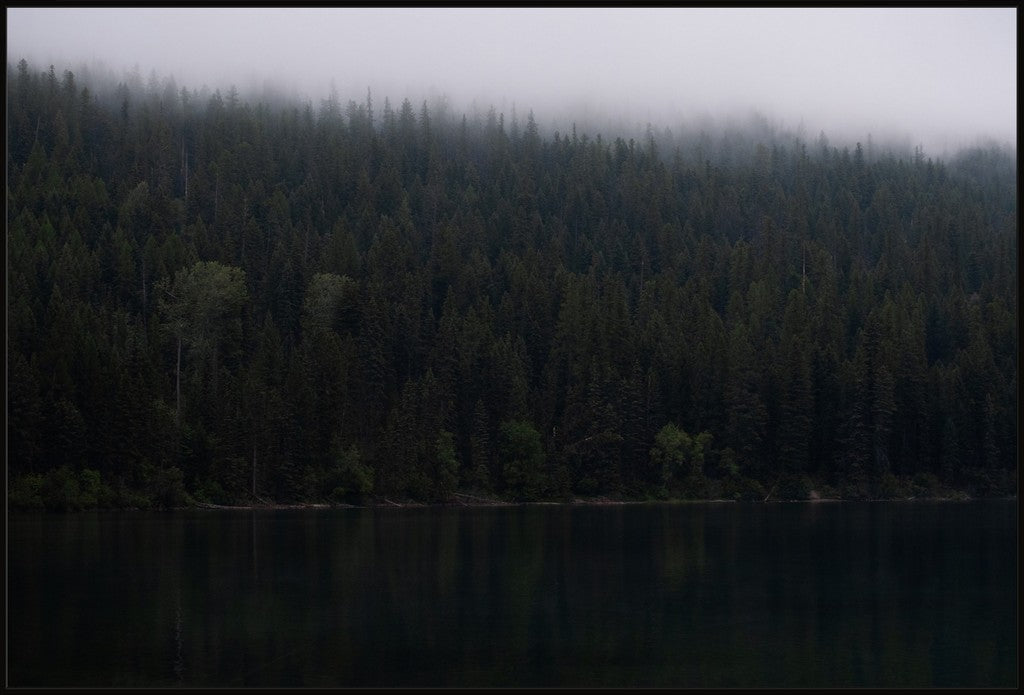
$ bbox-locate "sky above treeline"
[6,7,1017,155]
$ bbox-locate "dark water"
[8,501,1017,687]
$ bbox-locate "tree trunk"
[176,335,182,426]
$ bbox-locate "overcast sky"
[6,7,1017,154]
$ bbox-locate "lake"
[7,500,1017,687]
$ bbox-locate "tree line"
[7,60,1017,509]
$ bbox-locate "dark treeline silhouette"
[7,60,1017,509]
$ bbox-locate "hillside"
[7,61,1017,508]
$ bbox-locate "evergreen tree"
[6,58,1016,506]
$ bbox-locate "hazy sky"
[6,7,1017,154]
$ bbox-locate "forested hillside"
[7,61,1017,509]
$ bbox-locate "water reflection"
[8,501,1017,687]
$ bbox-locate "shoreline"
[9,496,1010,513]
[186,493,1008,511]
[12,491,1011,514]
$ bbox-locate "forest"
[6,60,1017,509]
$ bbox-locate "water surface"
[8,501,1017,687]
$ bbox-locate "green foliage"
[840,478,872,501]
[5,59,1015,507]
[720,475,767,501]
[157,261,248,340]
[650,424,714,491]
[464,399,494,493]
[11,466,117,511]
[9,474,46,509]
[678,473,713,500]
[715,447,741,479]
[192,478,229,505]
[144,465,190,508]
[877,472,910,500]
[774,474,813,501]
[302,273,356,336]
[498,420,546,501]
[650,423,687,485]
[433,430,460,501]
[156,260,249,427]
[79,468,116,508]
[328,441,374,503]
[41,466,86,511]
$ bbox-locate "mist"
[6,7,1017,157]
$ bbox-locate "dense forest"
[7,60,1017,509]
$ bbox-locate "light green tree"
[650,423,713,486]
[157,261,248,425]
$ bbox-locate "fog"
[6,7,1016,156]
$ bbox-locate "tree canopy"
[7,59,1017,508]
